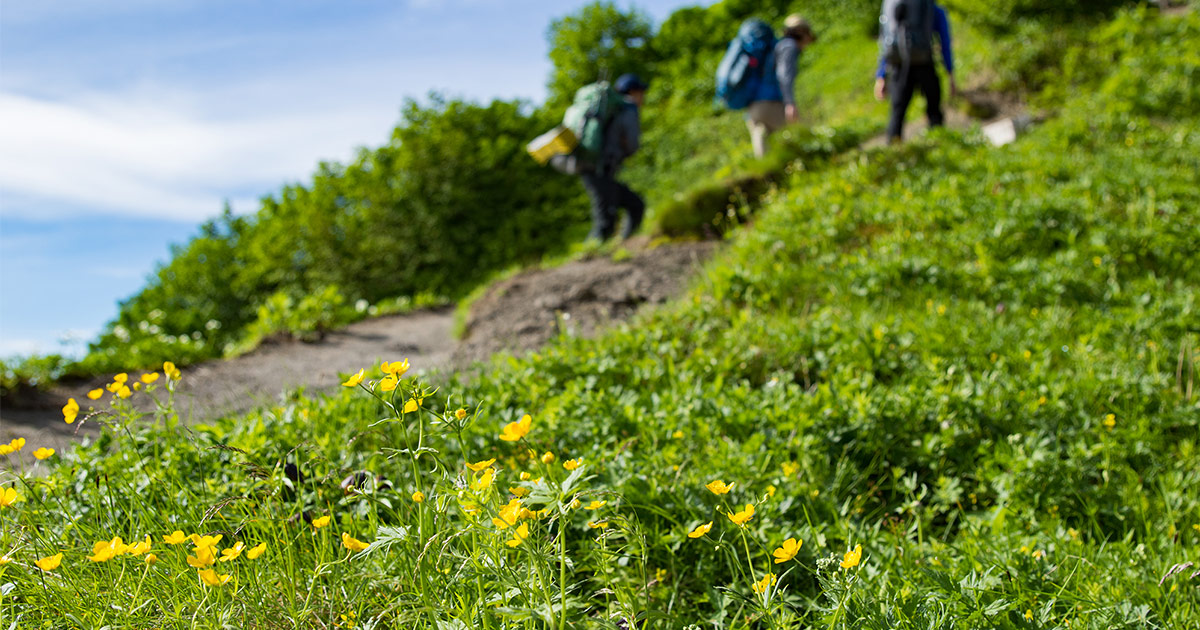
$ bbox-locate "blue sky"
[0,0,704,358]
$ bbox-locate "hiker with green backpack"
[874,0,956,142]
[548,73,648,242]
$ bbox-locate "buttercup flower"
[403,397,422,413]
[198,568,231,586]
[752,573,777,594]
[773,538,802,564]
[145,553,158,565]
[688,522,712,538]
[63,398,79,424]
[506,522,530,547]
[412,491,425,503]
[500,414,533,442]
[1103,413,1116,429]
[727,504,755,526]
[141,372,160,384]
[493,498,522,529]
[163,361,181,380]
[127,536,152,556]
[219,542,245,562]
[116,385,132,399]
[113,373,128,384]
[471,468,495,492]
[584,500,607,510]
[341,533,369,552]
[163,530,188,545]
[312,515,332,529]
[563,459,581,471]
[246,542,267,560]
[33,447,55,460]
[466,458,496,472]
[87,388,104,400]
[381,359,410,378]
[588,521,609,529]
[341,369,365,387]
[509,486,530,498]
[89,539,119,563]
[0,556,11,565]
[840,544,862,569]
[192,534,223,550]
[379,375,400,392]
[35,553,63,572]
[782,461,799,476]
[540,451,555,464]
[187,546,216,568]
[706,480,735,495]
[455,408,468,420]
[0,488,20,509]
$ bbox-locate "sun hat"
[614,73,649,94]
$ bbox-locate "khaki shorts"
[745,100,787,158]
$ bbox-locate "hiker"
[722,15,816,158]
[578,73,647,242]
[874,0,956,142]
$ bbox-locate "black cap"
[614,73,648,94]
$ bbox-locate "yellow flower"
[466,458,496,472]
[341,369,365,387]
[0,556,10,565]
[403,397,423,413]
[588,521,609,529]
[145,553,158,565]
[500,414,533,442]
[341,533,369,552]
[87,388,104,400]
[379,374,399,392]
[687,522,712,539]
[412,491,425,503]
[192,534,223,550]
[106,382,121,393]
[1032,549,1045,560]
[519,471,532,481]
[113,373,128,384]
[127,536,152,556]
[569,498,581,509]
[35,553,63,572]
[1024,609,1033,621]
[1103,413,1116,429]
[493,498,522,529]
[163,361,181,380]
[584,500,607,510]
[563,458,581,471]
[462,503,481,517]
[246,542,267,560]
[312,515,332,529]
[381,358,410,378]
[540,451,555,464]
[89,539,118,563]
[141,372,160,384]
[116,385,132,399]
[506,522,530,547]
[63,398,79,424]
[455,408,468,420]
[0,487,21,509]
[471,468,495,492]
[198,568,231,586]
[510,486,530,498]
[727,504,755,526]
[672,430,684,439]
[765,485,776,498]
[34,447,55,460]
[772,538,802,564]
[219,542,244,562]
[163,530,188,545]
[752,573,776,594]
[840,544,862,569]
[186,546,216,568]
[706,479,735,495]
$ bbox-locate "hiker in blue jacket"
[581,73,647,241]
[874,0,956,142]
[745,15,817,158]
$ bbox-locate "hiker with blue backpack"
[716,15,817,158]
[874,0,956,142]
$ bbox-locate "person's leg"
[745,104,770,158]
[580,173,617,241]
[887,65,917,141]
[916,64,944,128]
[615,180,645,239]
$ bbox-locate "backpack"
[715,18,777,110]
[561,81,626,166]
[880,0,935,68]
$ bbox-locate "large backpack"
[562,81,626,166]
[880,0,935,68]
[715,18,777,110]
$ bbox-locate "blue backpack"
[715,18,776,110]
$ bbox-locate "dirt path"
[0,241,717,458]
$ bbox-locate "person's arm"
[776,40,800,122]
[619,106,640,158]
[934,6,957,97]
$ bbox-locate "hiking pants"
[746,100,787,158]
[887,63,944,141]
[580,172,645,241]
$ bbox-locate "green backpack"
[562,81,626,166]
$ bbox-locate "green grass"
[2,6,1198,629]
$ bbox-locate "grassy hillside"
[1,3,1198,629]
